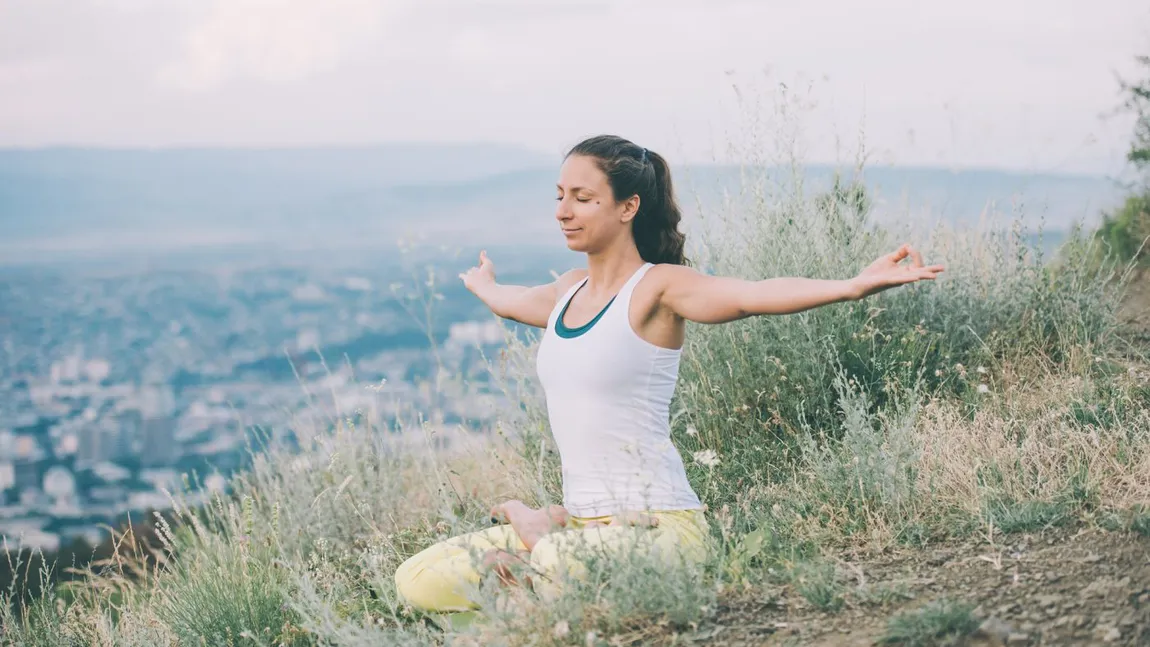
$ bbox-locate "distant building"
[112,409,141,458]
[76,428,100,466]
[0,462,13,492]
[13,459,41,491]
[43,466,76,502]
[140,417,178,467]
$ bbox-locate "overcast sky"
[1,0,1148,175]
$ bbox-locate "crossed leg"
[394,505,706,613]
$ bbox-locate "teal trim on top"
[555,282,615,338]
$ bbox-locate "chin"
[563,236,587,252]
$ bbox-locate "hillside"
[1,156,1146,647]
[0,146,1126,264]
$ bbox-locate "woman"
[393,134,944,615]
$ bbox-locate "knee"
[393,547,484,613]
[530,535,590,591]
[393,554,431,610]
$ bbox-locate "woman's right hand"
[459,250,496,295]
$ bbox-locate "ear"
[620,194,641,224]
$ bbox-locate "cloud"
[158,0,395,92]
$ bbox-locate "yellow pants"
[393,509,710,613]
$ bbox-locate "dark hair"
[566,135,688,266]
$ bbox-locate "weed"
[881,598,979,646]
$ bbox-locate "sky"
[1,0,1148,175]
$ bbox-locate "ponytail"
[566,135,688,266]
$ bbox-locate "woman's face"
[555,154,638,254]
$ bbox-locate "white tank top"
[535,262,704,517]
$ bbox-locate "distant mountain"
[0,143,552,239]
[0,145,1127,264]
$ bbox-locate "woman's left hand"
[849,244,945,300]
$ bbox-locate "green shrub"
[671,167,1124,509]
[1094,192,1150,267]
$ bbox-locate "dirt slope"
[688,526,1149,646]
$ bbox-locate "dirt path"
[686,526,1149,646]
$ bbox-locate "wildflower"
[1095,357,1102,363]
[693,449,721,468]
[977,384,989,394]
[934,369,943,377]
[553,620,570,639]
[686,426,699,437]
[976,366,987,374]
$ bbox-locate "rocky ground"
[684,525,1149,646]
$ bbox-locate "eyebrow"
[557,185,595,193]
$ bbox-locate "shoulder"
[635,263,704,316]
[552,268,589,295]
[643,263,702,293]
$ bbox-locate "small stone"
[927,551,951,566]
[1035,594,1061,607]
[1102,627,1122,642]
[1020,622,1036,634]
[1007,633,1030,645]
[977,617,1016,644]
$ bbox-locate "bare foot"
[490,500,569,550]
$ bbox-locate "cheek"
[575,200,605,222]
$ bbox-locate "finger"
[909,247,924,268]
[888,243,910,263]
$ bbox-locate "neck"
[584,239,645,296]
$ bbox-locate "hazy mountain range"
[0,144,1127,265]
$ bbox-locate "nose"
[555,197,573,222]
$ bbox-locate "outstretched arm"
[459,251,586,328]
[658,244,945,324]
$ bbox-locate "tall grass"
[668,162,1128,507]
